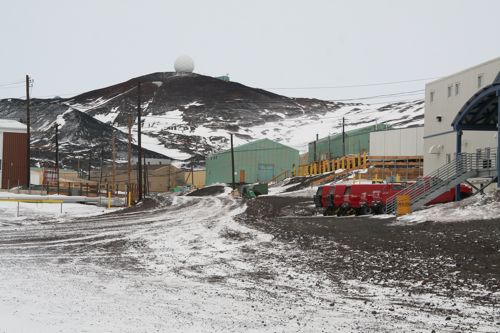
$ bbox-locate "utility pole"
[112,132,116,194]
[230,133,235,190]
[137,82,143,201]
[191,162,194,187]
[99,147,104,184]
[127,115,132,191]
[88,151,91,181]
[143,154,147,197]
[26,75,31,188]
[328,134,331,160]
[168,165,171,191]
[314,133,318,161]
[342,117,346,156]
[77,158,80,178]
[55,123,59,195]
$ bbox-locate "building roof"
[427,55,500,86]
[313,123,391,145]
[210,138,299,157]
[0,119,27,132]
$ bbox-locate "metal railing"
[385,150,497,214]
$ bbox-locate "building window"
[446,154,451,164]
[478,74,483,88]
[455,83,460,96]
[430,91,435,102]
[447,85,452,97]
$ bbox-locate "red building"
[0,119,27,189]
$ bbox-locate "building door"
[2,132,27,189]
[239,170,246,183]
[257,164,274,182]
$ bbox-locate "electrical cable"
[0,80,24,88]
[264,77,439,90]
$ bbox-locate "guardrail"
[0,198,64,217]
[385,150,497,214]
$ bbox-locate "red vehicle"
[315,182,472,216]
[313,185,334,209]
[337,183,406,216]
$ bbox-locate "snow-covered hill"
[0,72,424,168]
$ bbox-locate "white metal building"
[424,57,500,174]
[369,126,423,156]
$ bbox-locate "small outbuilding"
[206,138,299,185]
[0,119,28,189]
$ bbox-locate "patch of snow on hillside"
[183,101,203,109]
[238,100,424,152]
[139,130,191,160]
[67,96,112,112]
[93,106,120,124]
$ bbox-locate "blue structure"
[452,72,500,198]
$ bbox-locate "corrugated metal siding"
[369,127,424,156]
[206,139,299,185]
[307,124,391,162]
[2,132,27,189]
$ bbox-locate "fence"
[293,154,423,181]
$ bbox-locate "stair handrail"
[385,150,496,214]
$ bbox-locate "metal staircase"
[386,150,497,214]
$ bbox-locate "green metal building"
[308,123,391,163]
[206,138,300,185]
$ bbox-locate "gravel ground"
[238,195,500,304]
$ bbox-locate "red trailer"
[314,182,472,216]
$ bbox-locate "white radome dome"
[174,55,195,73]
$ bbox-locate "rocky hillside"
[0,72,424,169]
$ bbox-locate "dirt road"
[0,194,498,332]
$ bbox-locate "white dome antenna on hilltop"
[174,55,195,73]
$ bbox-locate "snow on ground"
[266,179,301,195]
[0,194,497,332]
[397,192,500,224]
[0,193,117,226]
[268,185,318,198]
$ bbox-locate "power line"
[332,89,424,102]
[0,80,24,88]
[265,77,439,90]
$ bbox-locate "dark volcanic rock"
[0,72,423,168]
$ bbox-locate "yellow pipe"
[0,199,64,204]
[108,191,111,209]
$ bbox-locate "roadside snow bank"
[397,193,500,224]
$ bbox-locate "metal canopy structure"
[452,83,500,131]
[451,73,500,193]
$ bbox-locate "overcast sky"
[1,0,500,102]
